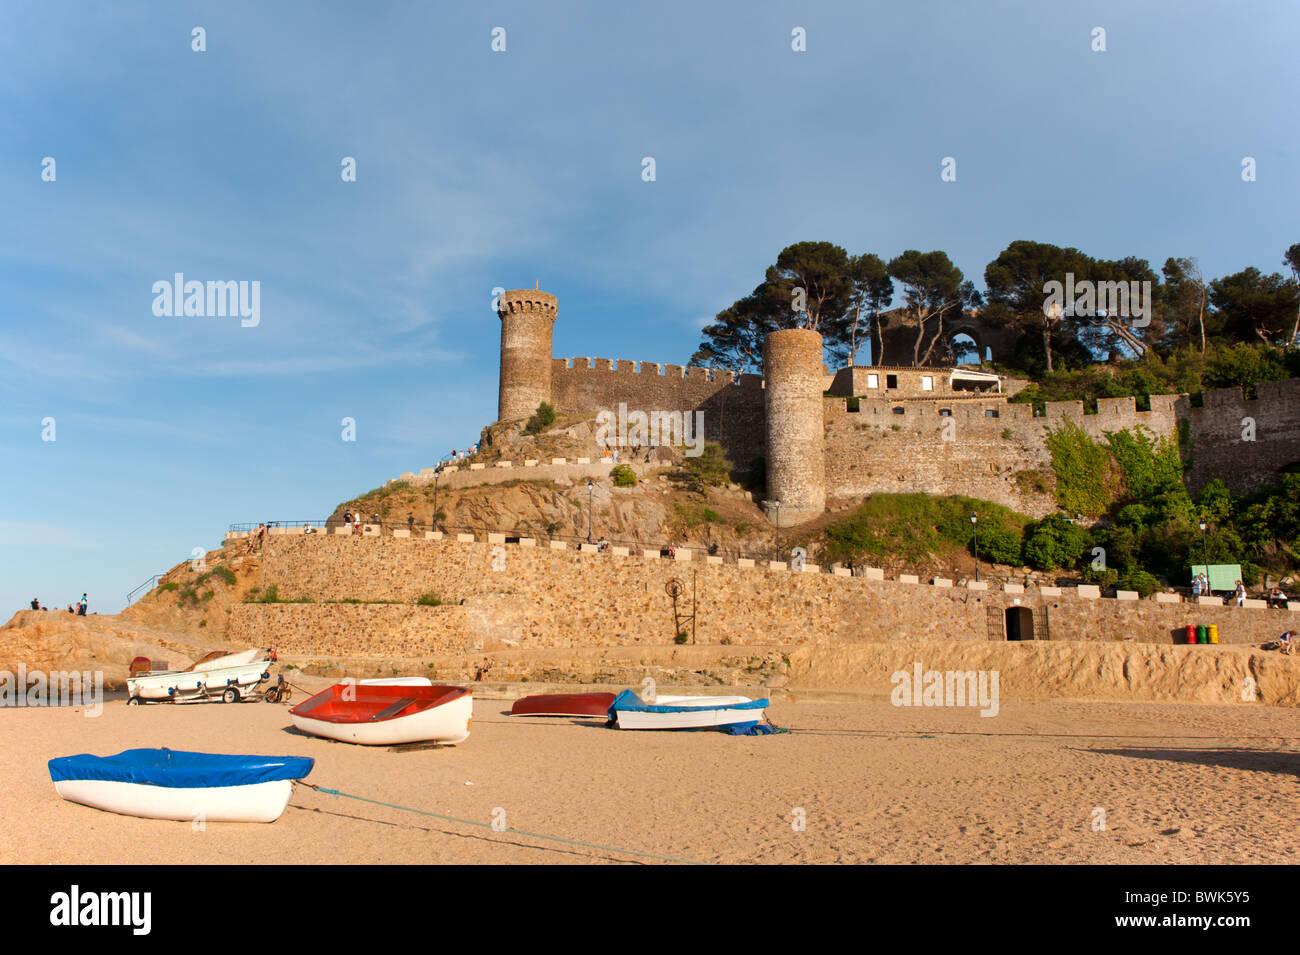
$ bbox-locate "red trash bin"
[1184,624,1196,644]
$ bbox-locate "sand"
[3,692,1297,865]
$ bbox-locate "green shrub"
[1045,423,1117,518]
[610,464,637,487]
[682,442,733,488]
[1023,515,1091,571]
[211,566,237,587]
[974,526,1023,566]
[415,592,442,607]
[524,402,556,435]
[820,494,1031,566]
[1116,570,1160,597]
[674,632,689,645]
[159,582,178,593]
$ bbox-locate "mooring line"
[782,727,1300,748]
[297,782,710,865]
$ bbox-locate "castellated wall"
[824,394,1180,517]
[550,356,767,468]
[228,536,1293,659]
[1180,379,1300,495]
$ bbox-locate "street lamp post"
[587,480,595,543]
[1199,520,1210,595]
[971,513,979,583]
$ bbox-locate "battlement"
[552,357,765,391]
[1189,377,1300,410]
[497,289,558,319]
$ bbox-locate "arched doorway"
[950,332,980,365]
[1005,606,1035,641]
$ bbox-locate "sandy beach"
[5,693,1297,865]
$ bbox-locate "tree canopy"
[694,239,1300,376]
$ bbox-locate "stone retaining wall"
[229,536,1298,657]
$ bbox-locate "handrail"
[126,575,162,604]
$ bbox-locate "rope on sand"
[781,727,1300,748]
[297,782,711,865]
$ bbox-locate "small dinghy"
[48,748,313,823]
[608,689,770,732]
[289,684,472,745]
[510,691,617,718]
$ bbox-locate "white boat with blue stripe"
[607,690,770,731]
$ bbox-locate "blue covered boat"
[49,748,314,823]
[607,690,771,732]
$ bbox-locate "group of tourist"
[340,512,378,531]
[30,594,88,615]
[447,444,478,462]
[245,523,267,553]
[1189,573,1288,609]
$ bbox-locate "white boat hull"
[358,677,433,686]
[128,662,271,701]
[54,778,294,823]
[290,693,472,745]
[611,694,767,730]
[614,705,767,730]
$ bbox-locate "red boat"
[290,684,473,745]
[509,692,617,718]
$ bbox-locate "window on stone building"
[921,376,933,391]
[886,374,898,389]
[985,408,999,418]
[867,374,879,389]
[938,408,952,416]
[892,406,905,415]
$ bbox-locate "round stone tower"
[763,328,826,527]
[496,289,558,422]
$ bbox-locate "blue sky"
[2,1,1296,614]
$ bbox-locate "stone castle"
[494,289,1300,523]
[493,288,1300,523]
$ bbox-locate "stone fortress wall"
[487,289,1300,523]
[228,534,1299,660]
[1178,378,1300,495]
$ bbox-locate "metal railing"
[228,520,332,533]
[126,575,162,604]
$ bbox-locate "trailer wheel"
[126,696,141,706]
[221,687,240,704]
[264,686,281,703]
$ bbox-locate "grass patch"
[818,493,1032,567]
